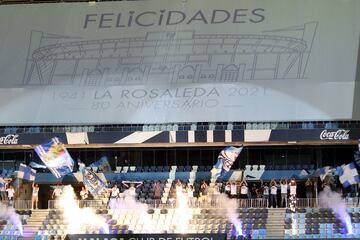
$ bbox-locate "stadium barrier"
[47,197,360,209]
[48,200,104,209]
[64,234,227,240]
[1,200,32,210]
[14,200,32,210]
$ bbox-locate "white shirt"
[290,185,297,195]
[80,190,88,200]
[6,188,15,198]
[175,185,183,195]
[270,186,277,195]
[280,184,288,194]
[111,187,119,197]
[128,187,136,197]
[213,185,220,195]
[187,188,194,198]
[53,188,62,197]
[240,185,248,195]
[33,187,39,196]
[263,186,269,195]
[230,185,237,195]
[225,185,230,192]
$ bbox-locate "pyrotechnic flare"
[318,186,353,234]
[58,185,109,234]
[175,188,191,233]
[218,194,243,237]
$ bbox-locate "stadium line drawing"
[23,22,317,86]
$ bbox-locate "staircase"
[22,209,49,239]
[266,208,285,239]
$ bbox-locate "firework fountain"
[58,186,109,234]
[318,186,353,234]
[217,194,243,237]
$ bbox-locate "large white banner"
[0,0,359,124]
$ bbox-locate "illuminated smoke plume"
[218,194,243,237]
[318,186,353,234]
[58,185,109,234]
[0,204,23,235]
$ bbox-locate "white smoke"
[218,194,243,236]
[318,186,353,234]
[0,203,23,235]
[108,190,148,212]
[175,189,192,233]
[59,185,109,234]
[108,190,152,232]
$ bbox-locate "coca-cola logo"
[320,129,350,140]
[0,134,19,144]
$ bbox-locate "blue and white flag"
[80,163,107,197]
[212,145,243,178]
[319,166,333,181]
[0,177,5,189]
[34,137,74,178]
[89,156,111,173]
[29,161,47,169]
[355,140,360,167]
[17,163,36,181]
[337,163,360,188]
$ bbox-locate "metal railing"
[47,197,360,210]
[13,200,32,210]
[0,200,32,210]
[48,200,105,209]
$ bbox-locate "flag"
[299,169,310,177]
[89,156,111,173]
[355,140,360,167]
[81,167,107,197]
[294,169,312,179]
[0,177,5,189]
[34,137,74,178]
[29,161,47,169]
[17,163,36,181]
[354,151,360,168]
[212,145,243,178]
[337,163,360,188]
[319,166,333,181]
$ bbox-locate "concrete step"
[26,223,43,226]
[266,229,284,232]
[23,231,38,234]
[28,218,46,222]
[266,225,286,228]
[27,219,45,222]
[24,227,41,230]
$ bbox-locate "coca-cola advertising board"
[319,129,350,140]
[0,134,19,145]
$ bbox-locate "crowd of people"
[42,177,318,208]
[162,178,317,208]
[0,178,16,207]
[10,175,360,209]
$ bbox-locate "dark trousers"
[270,194,277,208]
